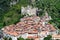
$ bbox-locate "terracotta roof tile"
[2,16,56,37]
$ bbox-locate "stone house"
[21,5,38,16]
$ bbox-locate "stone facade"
[21,6,38,16]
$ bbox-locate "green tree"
[9,37,12,40]
[25,38,34,40]
[4,37,8,40]
[17,37,25,40]
[44,35,52,40]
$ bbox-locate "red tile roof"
[2,16,56,37]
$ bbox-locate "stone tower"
[21,5,38,16]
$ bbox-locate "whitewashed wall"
[3,32,17,40]
[21,33,28,39]
[21,6,37,16]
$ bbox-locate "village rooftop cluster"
[0,6,60,40]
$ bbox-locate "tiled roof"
[27,35,40,40]
[52,34,60,38]
[2,16,56,37]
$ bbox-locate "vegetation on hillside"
[0,0,60,30]
[4,37,34,40]
[0,0,29,29]
[34,0,60,29]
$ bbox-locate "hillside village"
[0,6,60,40]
